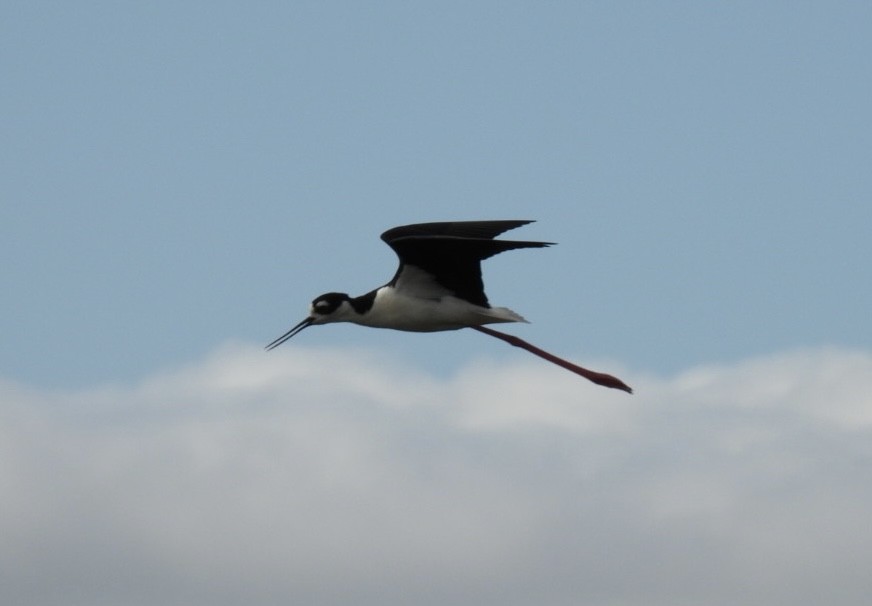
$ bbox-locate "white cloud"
[1,345,871,606]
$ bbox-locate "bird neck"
[348,289,378,315]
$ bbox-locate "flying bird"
[267,220,632,393]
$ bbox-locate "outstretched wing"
[381,220,535,243]
[380,221,553,307]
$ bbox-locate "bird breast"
[352,287,501,332]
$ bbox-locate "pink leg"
[471,326,633,394]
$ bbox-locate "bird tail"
[480,306,530,324]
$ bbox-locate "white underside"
[350,286,528,332]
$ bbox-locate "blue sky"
[2,3,872,605]
[3,1,870,388]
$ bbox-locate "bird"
[266,220,632,393]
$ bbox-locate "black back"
[381,220,553,307]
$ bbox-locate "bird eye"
[310,292,345,315]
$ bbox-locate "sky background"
[2,2,872,605]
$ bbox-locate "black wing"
[381,220,535,243]
[381,221,553,307]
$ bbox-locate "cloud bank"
[2,345,871,606]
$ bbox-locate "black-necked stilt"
[267,220,632,393]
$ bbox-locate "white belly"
[354,287,526,332]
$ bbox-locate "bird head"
[265,292,353,350]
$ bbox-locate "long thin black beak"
[265,317,314,351]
